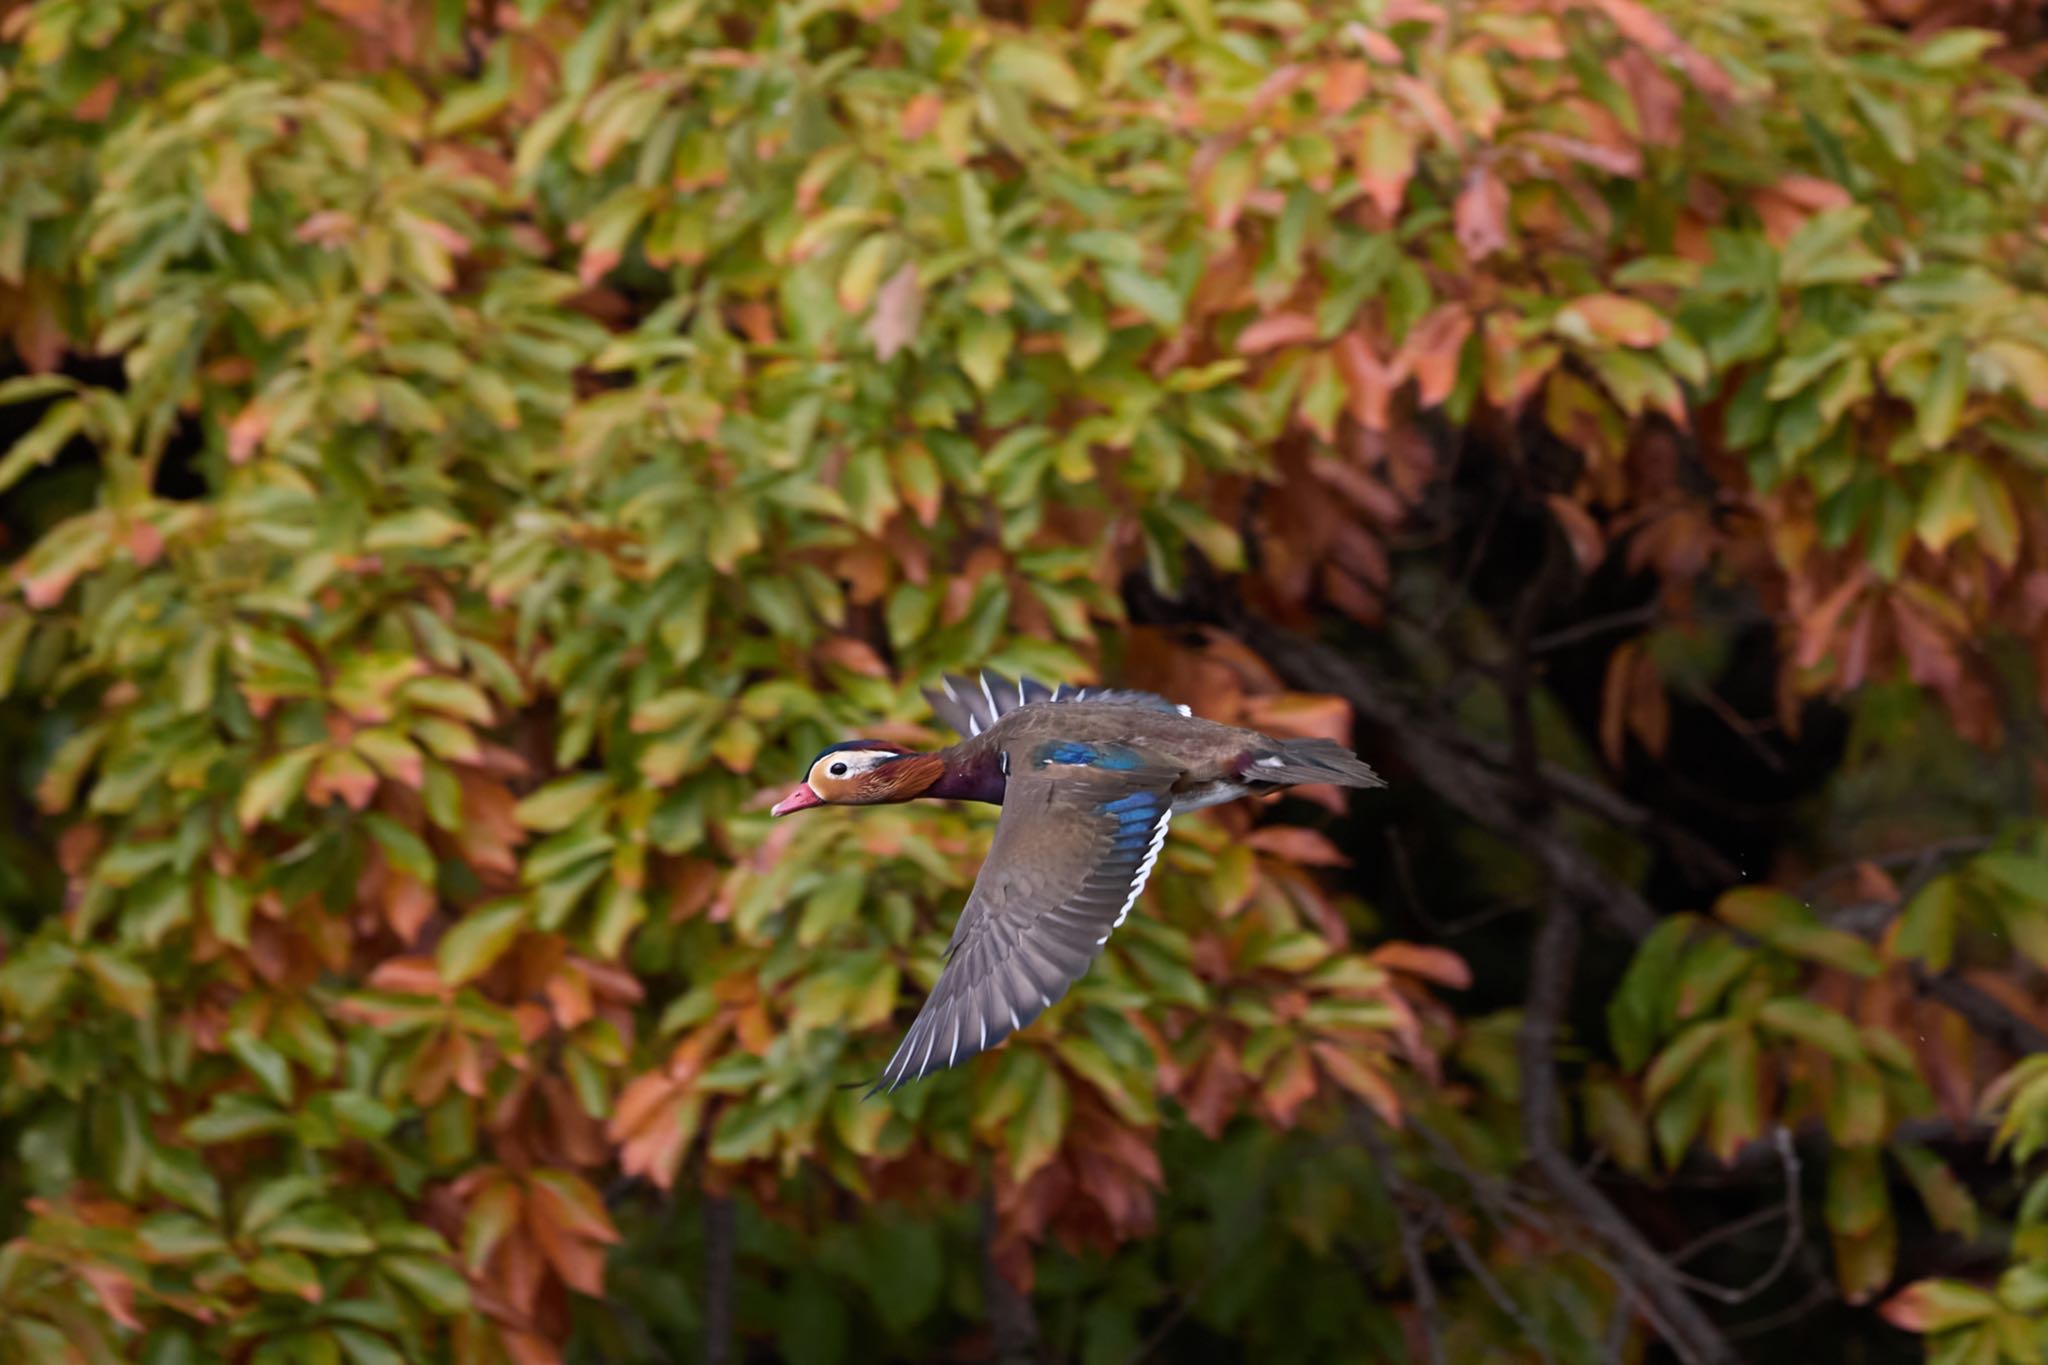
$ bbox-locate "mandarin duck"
[771,671,1385,1093]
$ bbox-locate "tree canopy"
[4,0,2048,1362]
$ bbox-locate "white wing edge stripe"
[1018,677,1027,707]
[949,1015,962,1067]
[940,675,961,702]
[918,1020,939,1078]
[1110,809,1173,932]
[979,672,998,718]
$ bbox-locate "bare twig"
[1914,968,2048,1057]
[1355,1115,1449,1365]
[1667,1126,1803,1306]
[1531,603,1663,655]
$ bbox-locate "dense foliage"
[4,0,2048,1361]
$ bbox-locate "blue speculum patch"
[1034,740,1146,770]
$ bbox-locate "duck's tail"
[1247,739,1386,790]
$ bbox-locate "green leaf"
[139,1212,229,1261]
[381,1253,471,1314]
[262,1204,377,1257]
[987,42,1084,109]
[1009,1063,1069,1184]
[229,1032,297,1105]
[436,900,529,986]
[1895,874,1960,971]
[238,748,322,830]
[1757,998,1866,1064]
[958,314,1014,394]
[1102,266,1183,327]
[248,1251,324,1301]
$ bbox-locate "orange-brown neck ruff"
[866,751,947,803]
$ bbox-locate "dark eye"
[829,762,849,777]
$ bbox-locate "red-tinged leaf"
[1333,332,1407,430]
[502,1329,561,1365]
[1401,306,1473,408]
[1310,1041,1401,1122]
[1241,691,1353,746]
[367,955,445,996]
[78,1263,142,1330]
[1355,112,1415,219]
[309,747,378,810]
[1601,643,1640,768]
[1243,826,1349,867]
[1880,1280,1999,1334]
[1593,0,1679,52]
[1261,1044,1319,1126]
[1238,313,1320,356]
[527,1171,620,1246]
[1455,167,1510,261]
[1889,596,1961,693]
[1556,294,1669,348]
[1318,60,1370,114]
[529,1205,607,1297]
[866,263,922,361]
[1369,942,1471,989]
[1546,495,1605,571]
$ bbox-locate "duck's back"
[986,699,1263,782]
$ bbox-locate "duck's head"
[771,740,922,816]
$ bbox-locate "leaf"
[0,400,84,496]
[436,901,528,986]
[238,747,320,830]
[515,775,612,832]
[248,1251,324,1301]
[1102,267,1183,327]
[1714,887,1881,977]
[865,264,923,361]
[987,43,1084,110]
[381,1254,470,1314]
[364,507,468,552]
[1779,208,1882,287]
[1555,295,1669,349]
[1455,167,1510,262]
[1010,1066,1069,1184]
[1881,1280,1999,1334]
[1757,998,1866,1064]
[1355,113,1414,218]
[1892,875,1957,970]
[262,1204,377,1257]
[1645,1021,1727,1105]
[958,315,1014,393]
[1914,337,1968,448]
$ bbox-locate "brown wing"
[870,757,1181,1093]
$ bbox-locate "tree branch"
[1141,575,1660,940]
[1914,968,2048,1057]
[1354,1114,1448,1365]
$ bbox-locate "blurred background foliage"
[4,0,2048,1361]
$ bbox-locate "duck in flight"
[771,672,1385,1093]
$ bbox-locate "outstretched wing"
[921,669,1190,740]
[870,747,1182,1092]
